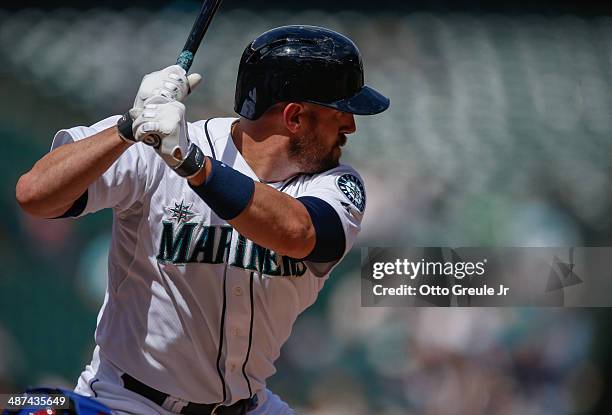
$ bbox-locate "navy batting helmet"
[234,25,390,120]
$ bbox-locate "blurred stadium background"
[1,1,612,414]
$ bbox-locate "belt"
[121,373,258,415]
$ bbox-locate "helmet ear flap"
[234,25,389,120]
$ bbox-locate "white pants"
[75,347,295,415]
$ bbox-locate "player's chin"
[320,153,341,172]
[312,154,340,174]
[333,146,342,162]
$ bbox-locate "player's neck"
[232,119,301,182]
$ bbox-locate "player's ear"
[282,102,306,134]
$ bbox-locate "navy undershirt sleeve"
[297,196,346,263]
[54,190,88,218]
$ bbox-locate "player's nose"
[340,113,356,134]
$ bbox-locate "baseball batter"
[16,26,389,415]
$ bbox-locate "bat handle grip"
[177,50,194,72]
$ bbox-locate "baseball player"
[16,25,389,415]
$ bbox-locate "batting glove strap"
[174,143,206,178]
[117,111,136,142]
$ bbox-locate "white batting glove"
[133,65,203,112]
[132,96,205,178]
[117,65,202,143]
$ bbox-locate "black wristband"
[174,143,206,177]
[117,111,135,142]
[189,158,255,220]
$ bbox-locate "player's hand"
[133,95,189,164]
[117,66,202,144]
[133,65,203,112]
[132,96,204,178]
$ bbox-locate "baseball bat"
[176,0,224,73]
[118,0,223,145]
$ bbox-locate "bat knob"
[143,134,162,149]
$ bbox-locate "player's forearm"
[229,183,315,258]
[188,161,315,258]
[16,126,131,218]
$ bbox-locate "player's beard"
[288,111,343,174]
[288,131,341,174]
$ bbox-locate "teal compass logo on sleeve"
[336,174,365,213]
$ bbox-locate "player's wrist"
[116,111,137,143]
[186,156,210,185]
[188,157,255,220]
[173,143,206,178]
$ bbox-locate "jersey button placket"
[223,235,254,399]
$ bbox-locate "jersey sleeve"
[296,165,366,276]
[51,115,159,217]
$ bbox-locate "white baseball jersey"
[52,116,366,405]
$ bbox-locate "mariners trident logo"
[336,174,365,213]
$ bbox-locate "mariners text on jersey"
[157,221,307,277]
